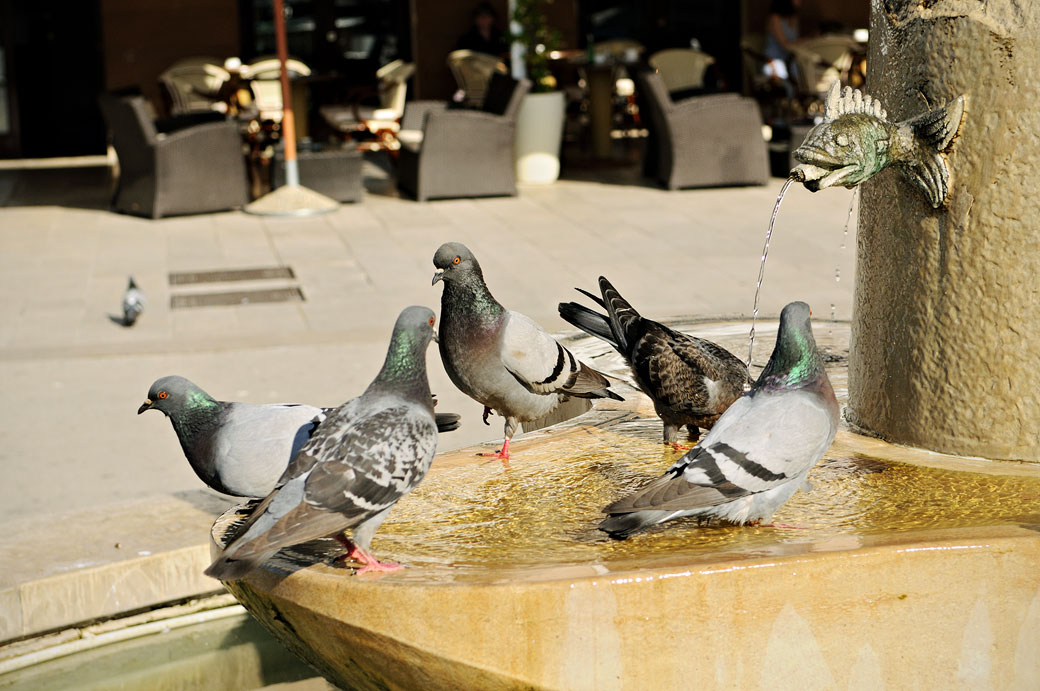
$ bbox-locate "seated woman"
[764,0,801,101]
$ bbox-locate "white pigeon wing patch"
[699,391,837,489]
[499,311,574,393]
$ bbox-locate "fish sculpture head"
[791,83,892,192]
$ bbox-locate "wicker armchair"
[637,71,769,190]
[98,93,249,218]
[396,73,530,202]
[446,50,508,108]
[158,57,229,116]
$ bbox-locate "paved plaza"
[0,160,858,526]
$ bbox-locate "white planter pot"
[514,90,565,184]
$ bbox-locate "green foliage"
[511,0,562,92]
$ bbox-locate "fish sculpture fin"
[899,153,949,209]
[897,95,964,208]
[904,94,965,153]
[823,82,887,121]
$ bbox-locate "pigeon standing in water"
[599,302,839,538]
[559,276,750,446]
[122,276,145,326]
[138,376,326,498]
[206,306,441,580]
[432,242,623,465]
[139,377,460,498]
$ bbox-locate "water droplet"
[840,189,857,250]
[835,268,841,283]
[830,303,836,321]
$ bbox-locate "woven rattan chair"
[98,92,249,218]
[637,71,769,190]
[396,73,530,201]
[158,57,229,116]
[648,48,717,93]
[446,49,508,108]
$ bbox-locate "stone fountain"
[209,3,1040,688]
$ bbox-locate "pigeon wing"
[604,392,835,514]
[500,311,615,397]
[221,403,437,560]
[641,329,745,413]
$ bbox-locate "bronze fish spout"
[791,82,965,208]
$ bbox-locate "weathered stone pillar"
[847,1,1040,460]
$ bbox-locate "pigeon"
[599,301,839,539]
[559,276,750,446]
[432,242,623,464]
[138,376,326,498]
[122,276,145,326]
[205,306,441,580]
[139,377,460,499]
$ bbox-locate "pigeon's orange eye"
[428,316,435,326]
[158,391,168,399]
[452,256,460,265]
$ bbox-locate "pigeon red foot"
[335,534,401,574]
[478,438,511,467]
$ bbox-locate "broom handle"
[273,0,296,168]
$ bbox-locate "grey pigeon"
[205,306,441,580]
[122,276,145,326]
[599,301,839,538]
[139,377,460,499]
[559,276,750,446]
[138,376,325,498]
[432,242,623,464]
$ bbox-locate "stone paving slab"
[0,167,858,528]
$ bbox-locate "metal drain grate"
[168,266,295,286]
[170,287,304,309]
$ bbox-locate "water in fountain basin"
[373,421,1040,582]
[746,177,795,376]
[211,323,1040,586]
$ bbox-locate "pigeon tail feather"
[435,412,462,432]
[599,510,676,539]
[205,550,276,581]
[557,301,618,348]
[564,361,624,400]
[598,276,642,353]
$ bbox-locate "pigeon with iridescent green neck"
[433,242,623,465]
[139,376,324,498]
[599,301,839,539]
[139,375,460,499]
[206,306,441,580]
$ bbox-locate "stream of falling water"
[831,188,858,322]
[746,177,794,378]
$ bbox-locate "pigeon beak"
[431,332,439,343]
[432,269,444,285]
[137,399,153,415]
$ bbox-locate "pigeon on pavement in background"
[139,376,460,499]
[205,306,441,580]
[432,242,623,465]
[138,376,325,498]
[559,276,750,446]
[599,301,839,538]
[122,276,145,326]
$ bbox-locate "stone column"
[847,0,1040,461]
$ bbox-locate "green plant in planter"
[511,0,562,92]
